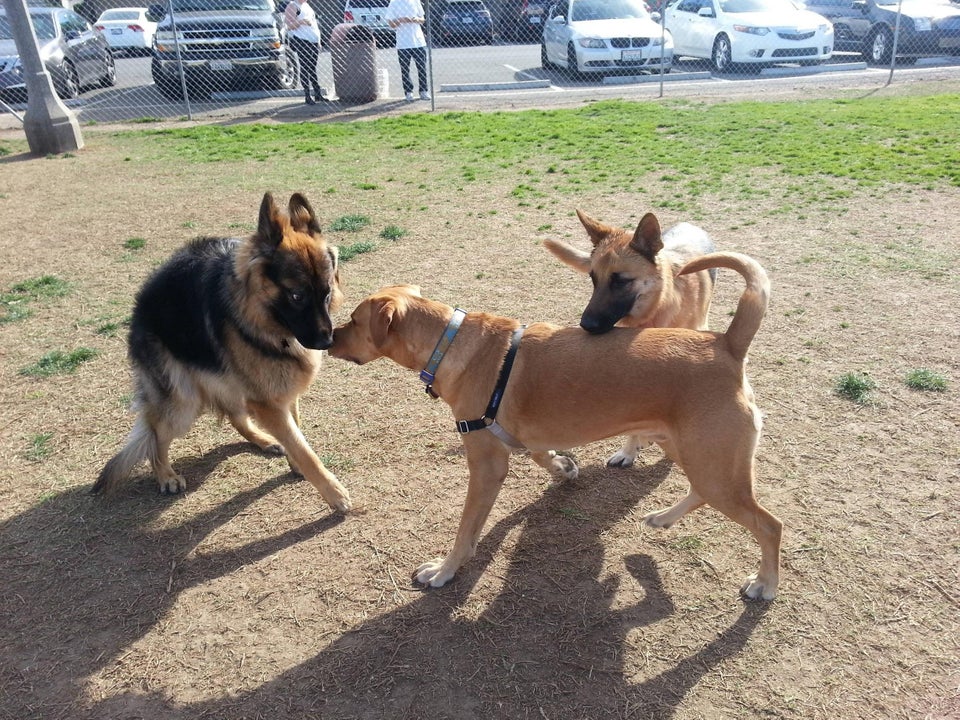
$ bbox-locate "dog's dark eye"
[610,274,632,288]
[288,290,306,305]
[324,293,332,308]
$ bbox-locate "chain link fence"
[2,0,959,124]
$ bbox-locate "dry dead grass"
[0,113,957,720]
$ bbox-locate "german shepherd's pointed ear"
[576,209,617,247]
[288,192,323,237]
[630,213,664,263]
[256,192,286,250]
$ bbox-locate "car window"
[61,11,91,34]
[718,0,797,11]
[100,10,143,20]
[346,0,391,8]
[571,0,649,20]
[168,0,275,12]
[675,0,704,11]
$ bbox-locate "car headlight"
[578,37,606,48]
[155,30,182,42]
[250,27,278,39]
[912,17,932,31]
[733,24,769,35]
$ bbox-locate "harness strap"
[456,325,525,448]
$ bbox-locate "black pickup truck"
[148,0,299,100]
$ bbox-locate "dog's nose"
[580,315,612,335]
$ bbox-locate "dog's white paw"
[157,473,187,495]
[553,453,579,481]
[606,450,637,468]
[322,477,351,513]
[642,509,672,529]
[262,443,285,456]
[414,559,455,588]
[741,573,777,601]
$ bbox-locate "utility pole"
[2,0,83,155]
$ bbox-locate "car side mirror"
[651,10,661,21]
[697,5,714,16]
[146,3,166,22]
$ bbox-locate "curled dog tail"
[679,252,770,362]
[91,416,157,495]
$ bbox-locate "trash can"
[329,23,378,104]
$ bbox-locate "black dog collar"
[456,325,525,448]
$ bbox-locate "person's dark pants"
[397,46,428,94]
[290,35,322,96]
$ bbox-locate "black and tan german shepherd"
[92,192,351,512]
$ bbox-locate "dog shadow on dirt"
[0,442,346,719]
[8,454,775,719]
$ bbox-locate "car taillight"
[128,24,145,32]
[95,23,105,30]
[344,10,354,20]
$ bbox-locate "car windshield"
[100,10,143,20]
[168,0,273,11]
[570,0,650,20]
[718,0,799,11]
[0,14,56,39]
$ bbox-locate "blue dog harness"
[419,309,526,449]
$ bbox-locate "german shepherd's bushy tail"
[679,252,769,362]
[91,415,158,495]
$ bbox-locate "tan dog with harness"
[329,252,781,600]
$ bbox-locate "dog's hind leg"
[415,434,511,588]
[530,450,579,482]
[249,402,350,512]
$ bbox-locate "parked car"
[541,0,673,77]
[343,0,394,46]
[434,0,494,45]
[504,0,549,41]
[663,0,834,71]
[94,7,157,56]
[800,0,960,64]
[148,0,299,101]
[0,6,116,100]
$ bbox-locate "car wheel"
[541,41,552,69]
[712,34,733,73]
[268,49,300,91]
[57,61,80,100]
[866,25,892,65]
[151,58,184,100]
[566,42,584,79]
[99,52,117,88]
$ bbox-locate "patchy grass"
[19,348,98,377]
[904,368,947,392]
[338,240,377,261]
[23,432,54,462]
[329,215,371,232]
[835,372,877,404]
[379,225,407,241]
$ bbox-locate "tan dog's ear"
[370,299,396,348]
[576,209,615,247]
[630,213,664,262]
[543,238,591,274]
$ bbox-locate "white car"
[663,0,833,72]
[94,7,157,56]
[541,0,674,78]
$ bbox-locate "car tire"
[57,61,80,100]
[267,50,300,91]
[866,25,893,65]
[566,42,584,79]
[99,52,117,88]
[712,34,733,73]
[152,58,184,100]
[541,40,552,69]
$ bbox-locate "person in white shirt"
[285,0,328,104]
[384,0,430,101]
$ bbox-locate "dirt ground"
[0,101,958,720]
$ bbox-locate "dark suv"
[801,0,960,64]
[503,0,548,41]
[148,0,299,100]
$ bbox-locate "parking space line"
[504,64,564,91]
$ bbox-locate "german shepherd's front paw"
[606,450,637,468]
[413,558,455,588]
[741,573,777,601]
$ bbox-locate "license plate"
[210,60,233,71]
[621,49,646,60]
[461,16,473,22]
[530,16,541,23]
[362,14,380,21]
[111,28,122,34]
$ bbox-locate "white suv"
[343,0,394,44]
